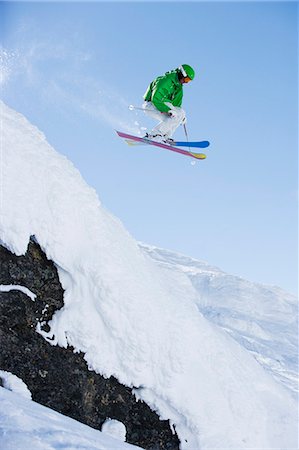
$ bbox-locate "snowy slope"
[139,244,298,395]
[0,387,141,450]
[0,100,297,449]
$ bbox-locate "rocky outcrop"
[0,240,180,449]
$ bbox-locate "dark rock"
[0,240,180,449]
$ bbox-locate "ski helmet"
[179,64,195,80]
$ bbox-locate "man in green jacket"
[142,64,195,143]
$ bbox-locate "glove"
[168,109,178,118]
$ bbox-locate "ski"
[116,131,207,160]
[173,140,209,148]
[120,135,209,149]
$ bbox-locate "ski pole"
[129,105,146,111]
[129,104,159,113]
[183,123,191,152]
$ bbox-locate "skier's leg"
[142,101,164,121]
[152,107,186,138]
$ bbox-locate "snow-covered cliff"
[0,101,297,449]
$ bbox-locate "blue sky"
[1,1,298,294]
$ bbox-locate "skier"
[142,64,195,143]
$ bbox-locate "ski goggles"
[179,65,192,83]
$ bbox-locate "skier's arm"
[172,90,183,108]
[151,79,174,113]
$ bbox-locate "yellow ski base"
[191,152,206,160]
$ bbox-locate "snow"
[0,284,37,301]
[139,243,298,394]
[0,371,32,400]
[0,49,15,86]
[101,418,127,442]
[0,100,298,449]
[0,387,141,450]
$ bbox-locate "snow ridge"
[0,100,297,449]
[139,243,298,394]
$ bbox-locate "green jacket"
[143,69,183,113]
